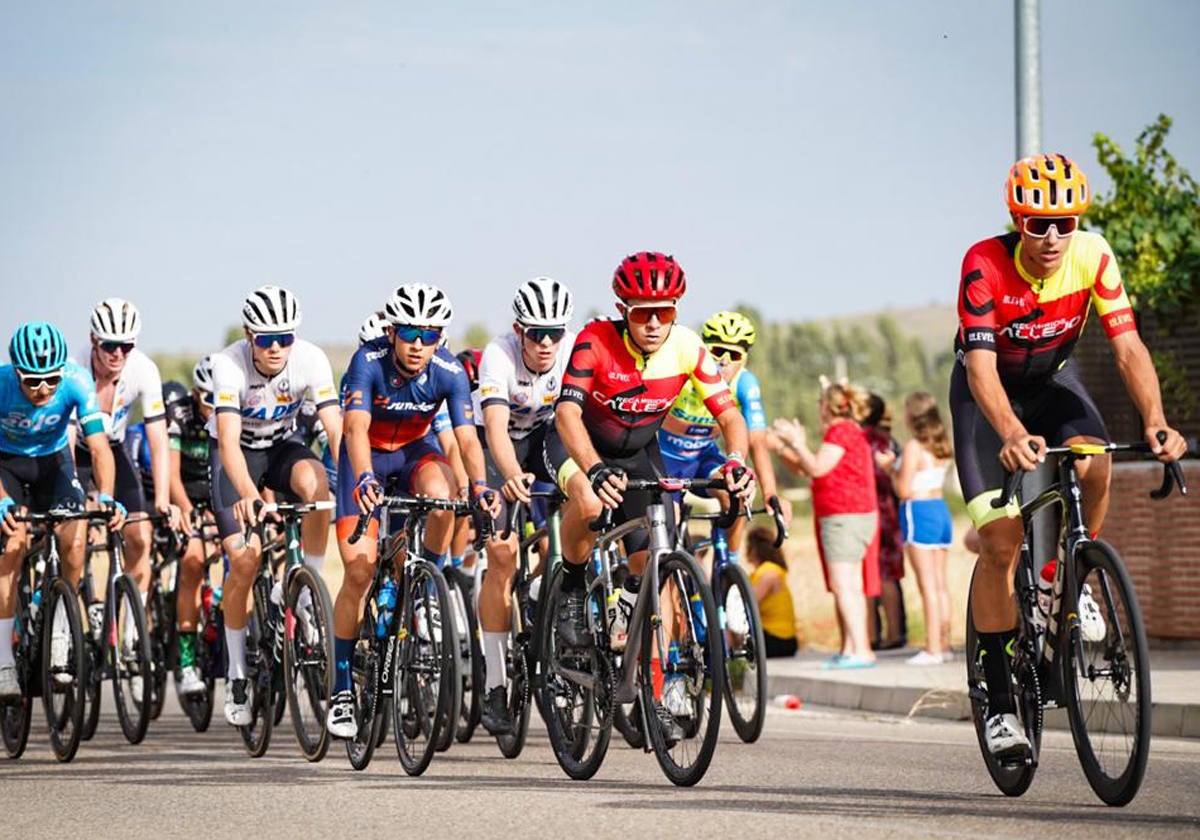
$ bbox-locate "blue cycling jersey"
[658,367,767,463]
[0,362,105,457]
[341,340,474,451]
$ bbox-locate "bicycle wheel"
[146,583,171,722]
[346,614,384,771]
[495,625,532,759]
[110,574,152,744]
[393,561,456,775]
[537,568,612,780]
[717,563,767,743]
[965,567,1040,797]
[2,580,34,759]
[1061,540,1151,806]
[285,566,333,762]
[41,578,85,762]
[180,589,216,733]
[79,605,102,742]
[446,568,482,744]
[639,551,724,787]
[239,576,275,757]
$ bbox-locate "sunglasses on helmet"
[99,340,136,355]
[623,304,678,326]
[17,369,63,390]
[1021,215,1079,239]
[251,332,296,349]
[393,326,443,345]
[709,344,746,364]
[523,326,566,344]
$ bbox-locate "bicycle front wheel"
[639,551,724,787]
[111,574,152,744]
[285,566,334,762]
[717,563,767,743]
[41,578,86,762]
[1062,540,1151,807]
[445,567,482,744]
[146,583,171,721]
[239,575,275,757]
[3,578,34,759]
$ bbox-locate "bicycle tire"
[2,572,34,759]
[239,575,275,757]
[285,566,334,762]
[146,583,170,721]
[495,623,532,759]
[1061,540,1151,807]
[41,577,85,762]
[346,634,385,770]
[964,567,1040,797]
[180,586,216,733]
[393,561,456,775]
[432,568,462,753]
[79,604,102,742]
[111,573,152,744]
[446,568,483,744]
[639,550,724,787]
[537,567,612,780]
[717,563,767,743]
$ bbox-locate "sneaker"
[50,632,72,686]
[178,665,206,697]
[607,586,637,651]
[662,676,693,719]
[652,700,680,748]
[326,690,357,739]
[906,650,945,666]
[1078,583,1107,643]
[224,678,251,727]
[985,712,1032,760]
[555,587,592,650]
[0,664,19,697]
[480,685,514,735]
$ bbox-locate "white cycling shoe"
[0,664,20,697]
[224,679,252,726]
[50,633,72,686]
[178,665,206,696]
[985,712,1032,759]
[662,676,694,719]
[1078,583,1108,643]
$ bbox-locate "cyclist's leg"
[110,441,154,595]
[408,444,455,560]
[1042,364,1112,536]
[0,455,34,688]
[264,439,330,573]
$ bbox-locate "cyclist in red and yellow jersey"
[952,154,1187,759]
[545,252,756,652]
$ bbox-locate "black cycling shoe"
[481,686,514,735]
[556,587,592,650]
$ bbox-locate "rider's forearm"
[748,431,777,499]
[456,428,489,487]
[556,404,601,475]
[483,408,523,480]
[714,407,749,458]
[145,418,172,509]
[1114,336,1168,428]
[167,449,192,513]
[317,404,343,469]
[965,351,1025,440]
[87,434,116,497]
[344,411,374,482]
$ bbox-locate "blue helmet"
[9,322,68,374]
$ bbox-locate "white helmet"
[192,355,214,391]
[513,277,574,327]
[385,283,454,327]
[242,285,302,332]
[90,298,142,342]
[358,313,388,345]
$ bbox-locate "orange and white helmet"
[1005,154,1090,217]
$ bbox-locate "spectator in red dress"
[862,394,907,651]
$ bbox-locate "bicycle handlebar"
[588,476,741,533]
[347,495,479,546]
[681,494,789,548]
[991,434,1188,510]
[501,489,564,540]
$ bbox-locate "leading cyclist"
[952,154,1187,759]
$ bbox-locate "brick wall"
[1099,461,1200,640]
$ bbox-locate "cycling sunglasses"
[624,304,678,326]
[99,340,136,355]
[709,344,747,364]
[523,326,566,344]
[251,332,296,349]
[1022,215,1079,238]
[17,369,63,390]
[393,326,443,345]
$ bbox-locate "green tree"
[1089,114,1200,317]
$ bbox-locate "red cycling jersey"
[558,319,733,457]
[955,230,1136,384]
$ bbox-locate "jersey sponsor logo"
[541,394,555,405]
[373,396,438,413]
[480,384,501,398]
[1103,310,1135,331]
[593,390,674,414]
[545,376,557,392]
[2,411,64,435]
[216,390,237,405]
[277,379,291,394]
[605,370,634,383]
[365,348,389,361]
[315,385,335,400]
[513,391,529,405]
[1000,314,1082,342]
[1002,295,1029,307]
[964,328,996,345]
[275,394,292,404]
[241,402,300,422]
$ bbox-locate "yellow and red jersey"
[955,230,1136,384]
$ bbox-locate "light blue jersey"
[0,361,105,456]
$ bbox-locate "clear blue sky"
[2,1,1198,355]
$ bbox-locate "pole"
[1014,0,1042,159]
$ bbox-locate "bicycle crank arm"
[550,660,601,694]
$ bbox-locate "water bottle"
[667,639,680,672]
[202,588,218,644]
[29,588,42,625]
[688,592,707,644]
[376,579,397,639]
[88,602,105,643]
[1033,558,1055,634]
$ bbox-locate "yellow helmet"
[702,311,756,347]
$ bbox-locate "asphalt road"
[3,696,1199,839]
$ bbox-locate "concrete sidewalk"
[765,646,1200,739]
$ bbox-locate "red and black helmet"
[612,252,686,302]
[456,348,483,388]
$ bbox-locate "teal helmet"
[10,322,68,374]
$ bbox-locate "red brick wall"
[1100,461,1200,640]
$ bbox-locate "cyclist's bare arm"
[84,429,125,529]
[144,416,172,511]
[167,447,194,524]
[316,402,343,470]
[483,403,531,503]
[964,349,1042,472]
[1109,331,1188,461]
[216,411,261,524]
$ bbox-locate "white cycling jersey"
[208,338,338,449]
[477,330,575,440]
[72,348,166,444]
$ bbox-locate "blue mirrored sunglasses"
[393,326,443,345]
[251,332,296,349]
